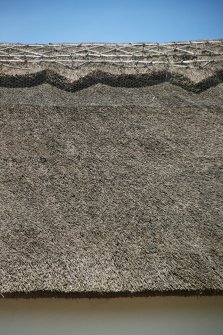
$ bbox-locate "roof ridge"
[0,40,222,70]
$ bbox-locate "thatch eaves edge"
[1,289,223,299]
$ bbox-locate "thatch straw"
[0,40,223,298]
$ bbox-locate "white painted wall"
[0,296,222,335]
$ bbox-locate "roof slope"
[0,41,223,298]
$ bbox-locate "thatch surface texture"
[0,41,223,297]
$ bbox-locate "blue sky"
[0,0,222,43]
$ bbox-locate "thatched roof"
[0,40,223,298]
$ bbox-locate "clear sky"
[0,0,222,43]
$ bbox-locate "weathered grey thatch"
[0,40,223,298]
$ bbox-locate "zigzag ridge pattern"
[1,69,223,93]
